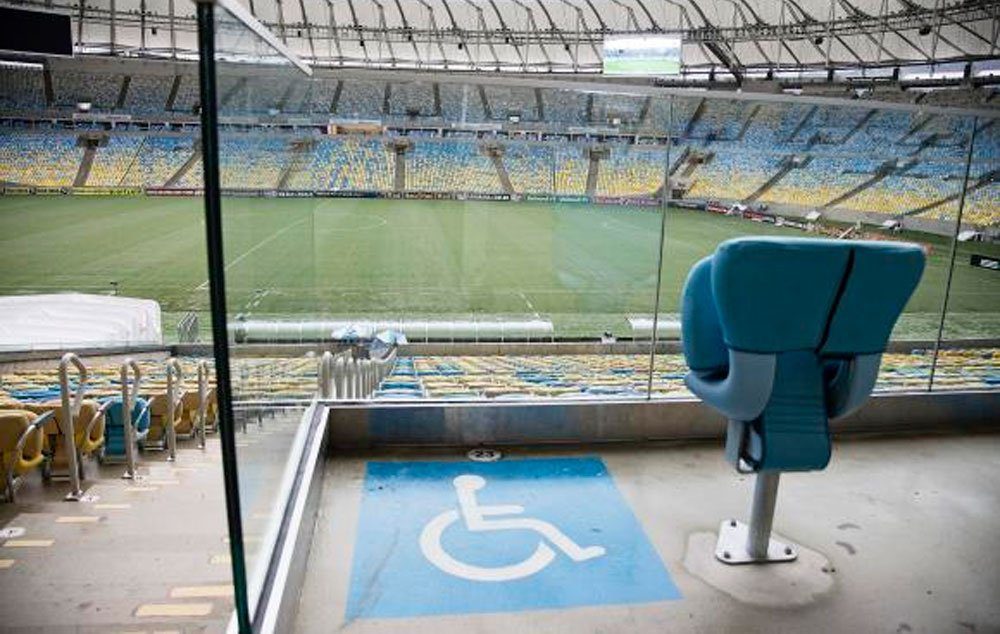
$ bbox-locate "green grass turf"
[1,195,997,339]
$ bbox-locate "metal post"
[646,96,673,398]
[197,361,208,450]
[121,359,142,479]
[166,358,182,462]
[335,355,347,398]
[195,3,252,630]
[747,472,780,559]
[319,351,333,398]
[715,469,796,564]
[58,353,87,501]
[929,116,978,391]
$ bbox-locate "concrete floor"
[295,433,1000,634]
[0,406,304,633]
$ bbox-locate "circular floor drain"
[0,527,26,539]
[467,448,502,462]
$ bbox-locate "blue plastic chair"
[681,237,924,564]
[102,397,150,463]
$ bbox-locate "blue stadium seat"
[680,237,924,563]
[102,396,150,462]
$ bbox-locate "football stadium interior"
[0,0,998,631]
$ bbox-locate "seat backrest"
[104,397,151,434]
[685,237,925,472]
[0,410,43,462]
[711,237,924,357]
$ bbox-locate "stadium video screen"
[602,36,682,76]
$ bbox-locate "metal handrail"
[165,358,184,462]
[197,360,209,450]
[120,358,142,479]
[58,353,88,500]
[321,348,398,401]
[3,411,53,504]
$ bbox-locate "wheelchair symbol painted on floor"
[419,474,606,582]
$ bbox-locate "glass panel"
[652,93,979,396]
[934,115,1000,391]
[212,3,317,595]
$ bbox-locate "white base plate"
[715,519,798,565]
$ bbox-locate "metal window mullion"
[194,2,252,632]
[647,96,673,400]
[928,116,979,391]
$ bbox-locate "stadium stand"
[438,83,487,122]
[299,78,339,114]
[170,74,201,112]
[591,93,644,125]
[0,131,82,186]
[225,76,291,114]
[122,73,173,113]
[553,145,588,195]
[484,86,538,121]
[759,156,885,208]
[407,140,502,193]
[542,89,587,125]
[503,143,555,194]
[0,67,46,111]
[686,148,787,201]
[0,64,996,228]
[53,71,123,109]
[336,79,385,118]
[119,135,199,187]
[219,136,291,189]
[595,146,666,196]
[364,348,1000,401]
[1,351,996,406]
[286,136,393,191]
[87,135,144,186]
[389,82,436,117]
[175,156,205,188]
[685,98,749,139]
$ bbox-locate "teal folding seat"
[102,397,150,463]
[681,237,924,563]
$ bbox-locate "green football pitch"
[1,195,997,340]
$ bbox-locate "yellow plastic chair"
[143,392,184,450]
[23,399,107,479]
[1,410,51,503]
[179,387,216,437]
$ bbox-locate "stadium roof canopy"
[10,0,1000,76]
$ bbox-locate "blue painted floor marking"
[345,456,681,619]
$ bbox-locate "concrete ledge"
[324,390,1000,448]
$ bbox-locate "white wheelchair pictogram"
[419,474,606,582]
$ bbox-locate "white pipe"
[319,351,334,398]
[166,358,183,462]
[120,358,142,479]
[197,361,208,450]
[58,352,87,500]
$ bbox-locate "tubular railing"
[177,311,200,343]
[165,358,184,462]
[317,348,398,400]
[58,353,88,500]
[196,360,210,450]
[3,410,53,504]
[120,358,143,479]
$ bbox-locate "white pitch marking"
[194,216,311,290]
[518,291,541,319]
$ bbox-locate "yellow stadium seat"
[1,410,50,503]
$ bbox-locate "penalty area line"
[193,216,311,291]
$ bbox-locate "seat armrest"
[825,353,882,419]
[685,350,776,421]
[681,256,729,374]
